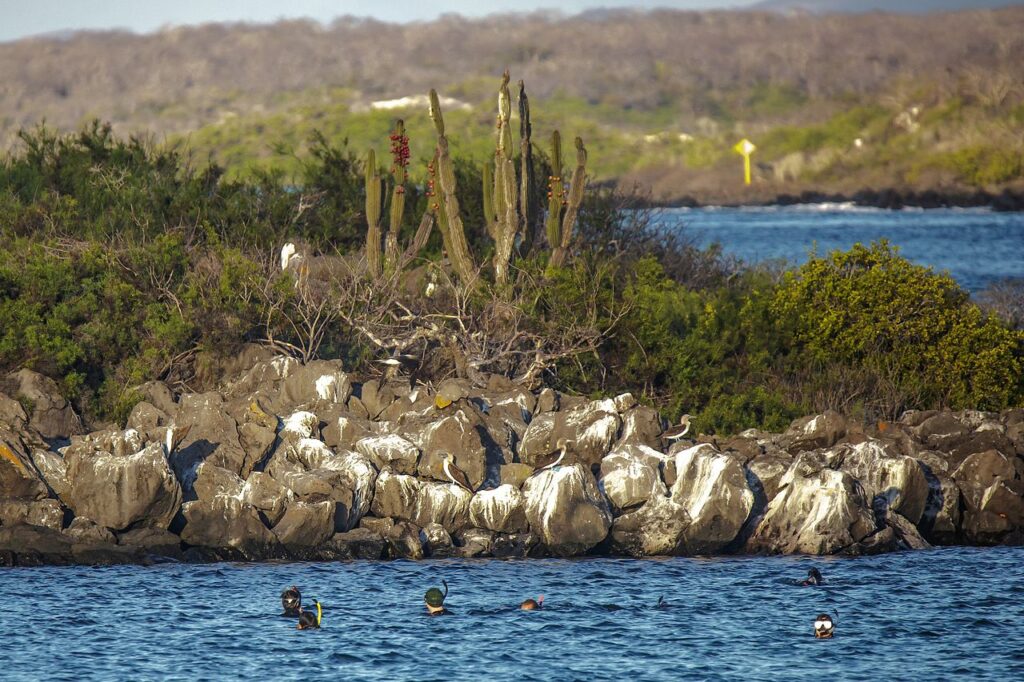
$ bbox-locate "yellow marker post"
[733,138,756,185]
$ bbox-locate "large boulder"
[413,481,472,533]
[356,434,420,475]
[468,484,528,533]
[745,453,793,504]
[0,435,49,501]
[318,528,386,560]
[171,392,251,488]
[910,413,970,450]
[598,445,667,513]
[272,500,335,548]
[180,496,282,559]
[670,444,754,553]
[280,360,352,410]
[780,411,846,454]
[952,450,1024,544]
[609,494,691,557]
[522,464,612,556]
[239,472,293,526]
[384,520,424,560]
[0,498,63,531]
[370,470,421,521]
[520,399,621,469]
[839,440,930,525]
[64,441,182,532]
[615,406,664,449]
[29,449,69,498]
[409,408,492,489]
[746,468,876,555]
[6,369,83,439]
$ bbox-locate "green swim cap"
[425,587,445,607]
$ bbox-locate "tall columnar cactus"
[517,80,538,257]
[428,89,477,284]
[545,130,565,252]
[384,120,410,273]
[365,148,383,278]
[550,136,588,269]
[492,71,519,286]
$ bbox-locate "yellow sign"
[733,138,756,185]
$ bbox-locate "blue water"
[3,547,1023,680]
[661,206,1024,293]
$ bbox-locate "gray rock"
[536,388,559,414]
[413,481,472,533]
[280,359,352,411]
[522,463,612,556]
[616,406,664,449]
[839,439,929,525]
[669,444,754,553]
[409,408,491,489]
[28,448,69,498]
[469,484,528,533]
[171,392,251,487]
[745,453,793,504]
[520,398,621,469]
[1,434,52,501]
[746,468,875,555]
[180,496,282,559]
[64,441,182,532]
[500,463,534,488]
[356,434,420,475]
[192,463,244,501]
[780,411,846,454]
[371,471,421,521]
[126,401,169,432]
[598,445,667,512]
[64,517,116,544]
[272,500,335,548]
[609,494,691,557]
[0,498,64,531]
[420,522,456,558]
[385,521,424,559]
[239,472,293,526]
[319,528,385,560]
[116,527,183,557]
[911,413,969,450]
[492,532,539,558]
[6,369,83,439]
[456,527,494,557]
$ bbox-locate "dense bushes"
[1,124,1021,430]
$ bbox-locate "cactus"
[545,130,565,252]
[365,148,383,278]
[384,120,409,273]
[492,71,519,286]
[428,89,477,285]
[549,136,587,269]
[518,80,538,257]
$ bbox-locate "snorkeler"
[520,595,544,611]
[813,613,835,639]
[281,586,302,617]
[297,600,322,630]
[801,568,824,586]
[424,580,451,615]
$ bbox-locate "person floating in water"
[801,568,824,586]
[813,613,835,639]
[297,600,322,630]
[281,586,302,617]
[424,580,451,615]
[520,595,544,611]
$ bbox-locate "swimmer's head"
[803,568,824,586]
[281,585,302,615]
[813,613,834,639]
[520,595,544,611]
[425,580,449,614]
[297,600,322,630]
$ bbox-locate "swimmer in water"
[425,580,450,615]
[281,586,302,617]
[656,596,668,609]
[813,613,835,639]
[297,600,322,630]
[801,568,824,586]
[520,595,544,611]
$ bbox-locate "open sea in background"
[660,205,1024,293]
[3,207,1023,680]
[1,548,1022,680]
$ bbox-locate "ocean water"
[660,205,1024,293]
[2,547,1022,681]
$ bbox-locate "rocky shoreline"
[2,349,1022,566]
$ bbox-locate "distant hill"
[754,0,1024,13]
[1,7,1022,201]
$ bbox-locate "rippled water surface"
[3,547,1023,680]
[661,206,1024,292]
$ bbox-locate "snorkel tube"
[315,600,322,627]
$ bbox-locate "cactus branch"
[365,148,383,278]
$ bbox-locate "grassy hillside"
[2,8,1024,201]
